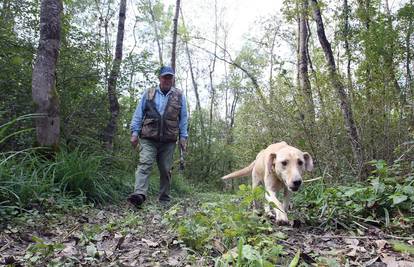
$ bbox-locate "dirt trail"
[1,197,413,266]
[0,201,203,266]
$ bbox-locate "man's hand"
[131,135,139,149]
[179,138,187,151]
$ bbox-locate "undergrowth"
[294,159,414,231]
[0,114,193,219]
[164,159,413,266]
[164,186,297,266]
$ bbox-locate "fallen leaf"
[94,230,110,241]
[345,238,359,246]
[114,234,125,250]
[364,256,380,266]
[142,238,159,248]
[375,240,387,250]
[168,257,180,266]
[346,248,357,257]
[212,239,225,253]
[381,255,398,267]
[397,261,414,267]
[152,250,161,257]
[96,210,105,220]
[59,241,77,257]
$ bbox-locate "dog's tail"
[222,161,255,180]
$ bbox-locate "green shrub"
[294,159,414,229]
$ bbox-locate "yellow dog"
[222,142,313,224]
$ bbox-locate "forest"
[0,0,413,265]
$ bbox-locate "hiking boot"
[127,193,146,207]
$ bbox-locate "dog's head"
[267,147,313,192]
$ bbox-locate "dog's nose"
[293,180,302,187]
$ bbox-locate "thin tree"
[180,8,205,135]
[147,0,164,65]
[103,0,127,150]
[356,0,376,159]
[310,0,365,176]
[94,0,116,89]
[297,0,319,167]
[384,0,402,97]
[171,0,181,71]
[208,0,218,141]
[298,0,315,123]
[405,0,413,122]
[31,0,63,148]
[343,0,353,97]
[406,0,413,99]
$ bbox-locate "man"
[128,66,188,207]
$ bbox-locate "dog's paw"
[274,210,291,226]
[266,211,276,220]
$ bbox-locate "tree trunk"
[31,0,63,148]
[298,0,315,123]
[103,0,127,150]
[343,0,353,98]
[407,0,413,99]
[147,0,163,66]
[356,0,376,160]
[171,0,181,71]
[384,0,402,98]
[180,9,203,129]
[209,0,218,143]
[310,0,365,176]
[268,27,278,99]
[306,19,325,112]
[400,0,414,143]
[297,2,319,167]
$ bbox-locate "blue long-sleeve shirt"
[130,86,188,139]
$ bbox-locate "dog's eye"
[298,160,303,166]
[281,160,288,166]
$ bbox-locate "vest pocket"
[165,103,180,120]
[141,118,158,138]
[165,119,179,136]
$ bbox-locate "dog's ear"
[303,152,313,171]
[267,153,277,174]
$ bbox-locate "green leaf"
[237,238,244,267]
[288,249,300,267]
[403,186,414,196]
[390,195,408,206]
[242,245,259,261]
[371,178,385,194]
[273,231,287,240]
[11,56,23,65]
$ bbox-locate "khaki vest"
[140,88,182,143]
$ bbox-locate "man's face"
[159,74,174,90]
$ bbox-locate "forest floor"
[1,193,414,266]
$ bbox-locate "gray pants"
[134,138,176,201]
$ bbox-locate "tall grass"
[0,148,132,210]
[0,114,194,215]
[0,114,131,214]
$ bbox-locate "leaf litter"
[0,195,413,266]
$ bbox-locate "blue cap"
[159,66,175,76]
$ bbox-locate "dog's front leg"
[283,187,291,212]
[264,190,289,225]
